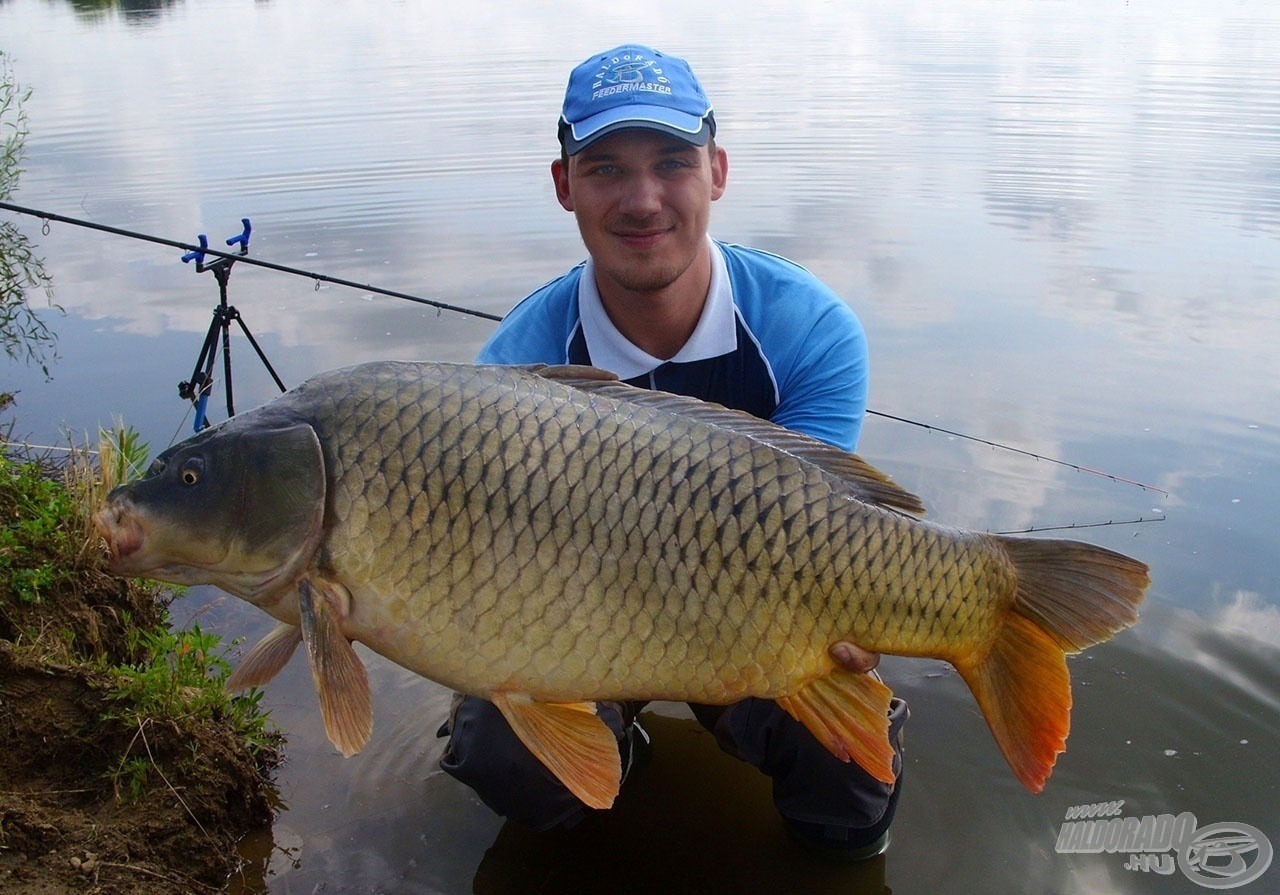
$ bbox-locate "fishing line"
[0,440,96,455]
[3,200,1165,498]
[867,410,1169,497]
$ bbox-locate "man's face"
[552,128,728,299]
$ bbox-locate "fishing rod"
[993,514,1166,536]
[0,201,502,323]
[2,200,1166,497]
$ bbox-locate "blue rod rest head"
[226,218,251,253]
[181,233,209,265]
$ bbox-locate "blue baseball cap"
[558,44,716,155]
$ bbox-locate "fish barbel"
[93,361,1149,808]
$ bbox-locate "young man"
[440,44,907,861]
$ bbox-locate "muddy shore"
[1,452,280,894]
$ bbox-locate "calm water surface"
[2,1,1279,892]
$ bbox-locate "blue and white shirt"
[477,239,869,451]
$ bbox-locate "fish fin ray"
[544,377,925,516]
[954,536,1149,792]
[954,613,1070,793]
[1000,536,1150,652]
[777,669,896,785]
[299,577,372,757]
[225,621,302,692]
[525,364,620,382]
[490,693,621,810]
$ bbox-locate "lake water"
[3,0,1279,892]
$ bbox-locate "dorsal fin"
[539,372,926,518]
[527,363,620,383]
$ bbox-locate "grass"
[1,421,280,805]
[64,418,150,557]
[0,447,81,604]
[0,418,149,606]
[106,622,279,804]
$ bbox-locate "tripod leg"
[220,308,235,417]
[234,316,287,394]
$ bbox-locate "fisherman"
[439,43,908,862]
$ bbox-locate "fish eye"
[179,457,204,486]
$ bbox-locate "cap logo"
[591,52,672,103]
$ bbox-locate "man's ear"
[710,145,728,201]
[552,157,574,211]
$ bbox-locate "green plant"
[105,624,278,805]
[107,625,276,756]
[97,421,150,489]
[0,412,280,879]
[0,451,78,603]
[64,420,150,557]
[113,754,155,802]
[0,50,58,377]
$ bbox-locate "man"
[440,44,907,861]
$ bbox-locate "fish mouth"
[90,496,317,603]
[92,501,147,573]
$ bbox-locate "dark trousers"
[440,693,907,840]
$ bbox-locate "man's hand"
[830,641,880,673]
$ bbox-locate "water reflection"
[62,0,179,25]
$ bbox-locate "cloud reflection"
[1212,590,1280,651]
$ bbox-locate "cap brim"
[561,106,712,155]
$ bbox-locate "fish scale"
[95,360,1149,807]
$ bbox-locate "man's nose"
[618,172,663,216]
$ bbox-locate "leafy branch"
[1,50,59,378]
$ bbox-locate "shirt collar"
[578,237,737,380]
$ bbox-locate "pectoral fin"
[776,668,897,785]
[298,576,372,757]
[225,621,302,692]
[490,693,622,810]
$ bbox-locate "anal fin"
[777,668,896,785]
[490,693,621,810]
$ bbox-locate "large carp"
[94,361,1149,808]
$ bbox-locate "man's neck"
[594,245,713,361]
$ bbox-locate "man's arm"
[770,298,868,453]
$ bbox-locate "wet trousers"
[439,692,908,843]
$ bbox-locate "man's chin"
[598,256,691,296]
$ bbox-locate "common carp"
[93,361,1149,808]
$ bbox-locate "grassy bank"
[0,427,281,893]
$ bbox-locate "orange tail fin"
[955,537,1149,792]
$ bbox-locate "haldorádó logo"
[590,52,672,103]
[1056,802,1273,889]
